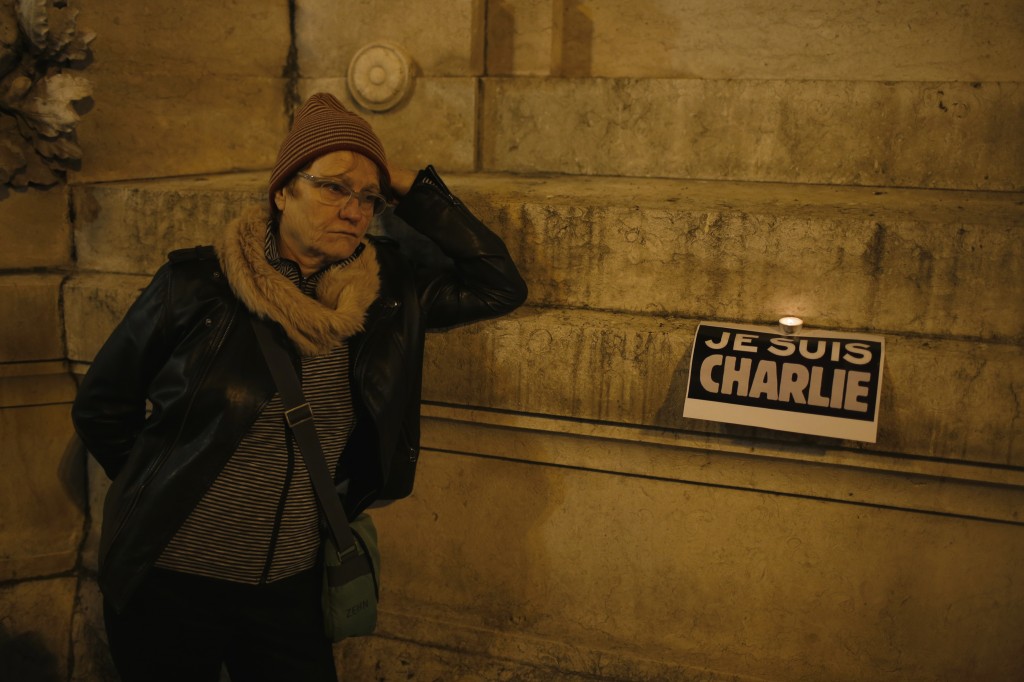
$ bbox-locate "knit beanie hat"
[268,93,390,212]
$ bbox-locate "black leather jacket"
[72,175,527,610]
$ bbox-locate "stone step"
[65,173,1023,467]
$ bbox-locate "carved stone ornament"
[0,0,94,190]
[347,42,414,113]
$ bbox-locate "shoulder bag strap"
[250,316,369,584]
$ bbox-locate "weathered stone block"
[297,0,484,77]
[79,0,290,75]
[70,74,288,183]
[298,78,478,172]
[449,174,1024,342]
[0,578,77,680]
[0,274,65,363]
[0,399,81,577]
[486,0,1024,81]
[0,369,82,581]
[481,78,1024,190]
[71,173,1024,341]
[72,176,265,275]
[486,0,553,77]
[63,273,152,363]
[0,188,70,270]
[422,309,1024,466]
[66,0,291,183]
[369,451,1024,681]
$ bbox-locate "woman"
[72,93,527,681]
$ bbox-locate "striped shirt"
[155,230,361,584]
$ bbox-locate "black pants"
[104,567,336,682]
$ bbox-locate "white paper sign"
[683,322,885,442]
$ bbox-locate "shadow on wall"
[488,0,594,76]
[0,624,61,682]
[552,0,594,77]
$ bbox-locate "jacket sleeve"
[71,265,176,479]
[392,166,528,329]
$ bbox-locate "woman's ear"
[274,188,287,212]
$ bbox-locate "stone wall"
[0,0,289,679]
[2,0,1022,681]
[293,1,1023,680]
[478,0,1024,190]
[0,182,84,680]
[68,0,291,183]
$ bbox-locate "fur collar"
[215,206,380,356]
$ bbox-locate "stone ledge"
[72,169,1022,225]
[71,172,1024,341]
[446,174,1024,235]
[458,178,1024,343]
[422,308,1024,467]
[340,609,754,682]
[421,404,1024,525]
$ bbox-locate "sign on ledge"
[683,322,885,443]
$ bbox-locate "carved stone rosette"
[347,42,414,113]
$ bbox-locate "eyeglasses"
[295,172,388,216]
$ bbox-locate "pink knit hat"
[268,93,390,211]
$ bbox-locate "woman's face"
[274,150,381,274]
